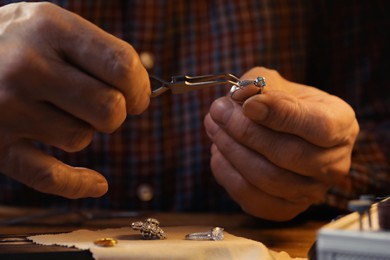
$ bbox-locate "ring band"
[185,227,224,241]
[94,237,118,247]
[230,76,266,101]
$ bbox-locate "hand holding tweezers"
[149,73,266,98]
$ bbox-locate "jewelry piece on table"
[185,227,224,241]
[131,217,167,239]
[230,76,266,101]
[94,237,118,247]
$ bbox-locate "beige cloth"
[28,226,306,260]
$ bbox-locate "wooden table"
[0,205,334,259]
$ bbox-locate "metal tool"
[149,73,241,97]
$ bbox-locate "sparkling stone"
[254,76,266,88]
[210,227,224,241]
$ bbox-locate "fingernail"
[243,98,269,121]
[210,97,234,126]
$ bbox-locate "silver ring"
[131,218,166,239]
[185,227,224,241]
[230,76,266,101]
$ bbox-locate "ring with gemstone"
[131,217,167,239]
[230,76,266,101]
[185,227,224,241]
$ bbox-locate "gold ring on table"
[94,237,118,247]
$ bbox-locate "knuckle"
[274,96,303,131]
[335,119,360,146]
[234,118,258,145]
[25,2,79,47]
[0,48,34,87]
[284,145,307,166]
[29,162,61,193]
[104,46,150,114]
[350,120,360,142]
[236,123,252,141]
[229,183,249,205]
[30,163,80,199]
[64,125,94,152]
[214,135,233,154]
[106,45,139,80]
[319,156,351,182]
[29,1,57,12]
[315,104,359,147]
[126,86,150,114]
[317,115,340,143]
[255,134,283,162]
[97,90,126,132]
[27,2,62,32]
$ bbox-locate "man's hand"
[204,67,359,221]
[0,2,150,198]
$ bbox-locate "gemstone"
[210,227,224,241]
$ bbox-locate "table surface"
[0,205,334,259]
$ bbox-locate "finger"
[231,66,286,102]
[1,140,108,199]
[31,61,127,133]
[25,102,95,153]
[1,22,126,133]
[236,67,358,147]
[205,114,328,203]
[242,91,357,147]
[230,82,262,102]
[1,96,96,153]
[210,145,311,221]
[208,98,352,179]
[32,2,150,113]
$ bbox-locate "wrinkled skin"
[0,2,150,198]
[0,3,360,222]
[204,67,359,221]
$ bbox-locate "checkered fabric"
[0,0,389,213]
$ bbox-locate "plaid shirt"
[0,0,389,213]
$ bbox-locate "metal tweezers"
[149,73,241,98]
[149,73,266,98]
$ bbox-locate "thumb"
[242,87,357,147]
[1,140,108,199]
[239,67,358,147]
[229,66,288,103]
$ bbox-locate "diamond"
[210,227,224,241]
